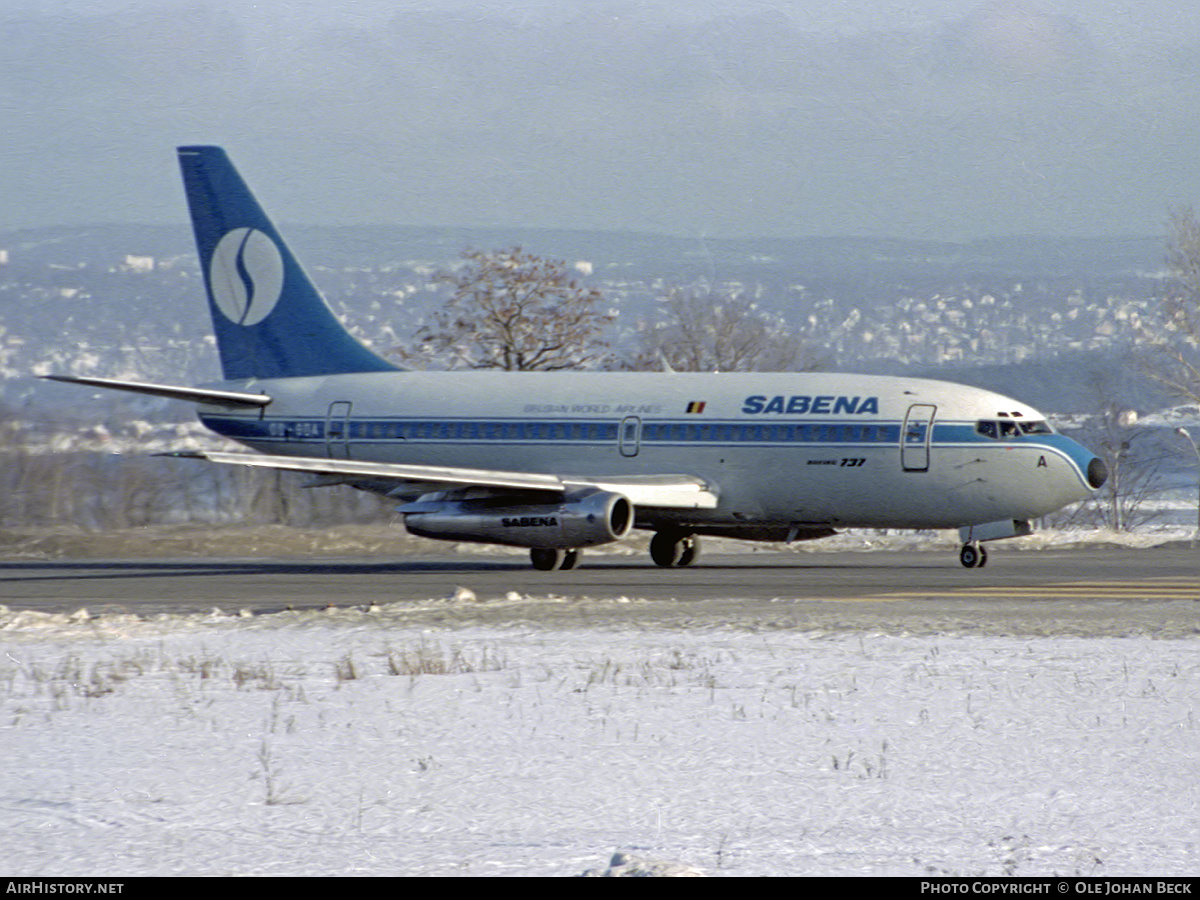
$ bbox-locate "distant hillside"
[915,351,1171,418]
[0,223,1164,282]
[0,224,1170,418]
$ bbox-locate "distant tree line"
[0,415,393,530]
[392,246,823,373]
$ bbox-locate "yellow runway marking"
[881,578,1200,601]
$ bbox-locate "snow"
[2,601,1198,877]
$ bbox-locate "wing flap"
[166,451,718,509]
[562,475,718,509]
[168,450,566,492]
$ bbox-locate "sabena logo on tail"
[209,227,284,325]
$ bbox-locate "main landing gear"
[649,531,701,568]
[530,548,581,571]
[959,542,988,568]
[530,533,702,570]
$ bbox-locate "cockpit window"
[976,418,1052,440]
[1018,420,1053,435]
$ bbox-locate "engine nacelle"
[402,490,633,550]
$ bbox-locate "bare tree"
[395,247,614,371]
[1051,371,1165,532]
[626,283,823,372]
[1140,206,1200,403]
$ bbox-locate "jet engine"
[401,490,633,549]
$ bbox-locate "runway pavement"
[3,545,1199,636]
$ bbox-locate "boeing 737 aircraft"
[47,146,1108,570]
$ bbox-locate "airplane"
[45,146,1108,571]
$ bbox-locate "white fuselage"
[198,370,1099,532]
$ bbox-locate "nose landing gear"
[957,521,1028,569]
[959,542,988,568]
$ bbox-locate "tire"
[959,543,987,568]
[650,531,696,567]
[531,548,566,570]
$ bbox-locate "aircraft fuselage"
[199,369,1099,533]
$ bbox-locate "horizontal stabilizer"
[42,375,271,408]
[164,450,719,509]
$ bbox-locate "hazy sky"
[4,0,1199,239]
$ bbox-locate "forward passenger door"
[901,404,936,472]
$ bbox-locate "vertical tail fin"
[177,146,397,380]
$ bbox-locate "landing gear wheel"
[649,532,700,567]
[530,548,581,571]
[959,543,988,569]
[530,548,565,571]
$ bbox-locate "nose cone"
[1027,433,1108,513]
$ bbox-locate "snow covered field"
[2,603,1197,877]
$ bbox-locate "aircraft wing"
[166,450,719,510]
